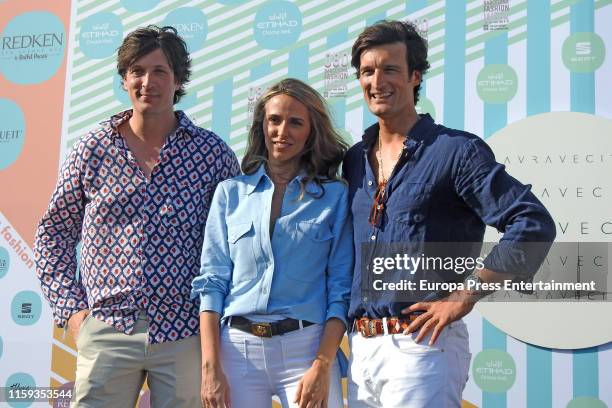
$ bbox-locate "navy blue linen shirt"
[343,114,556,319]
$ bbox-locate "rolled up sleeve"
[325,186,354,329]
[191,182,232,314]
[454,138,556,278]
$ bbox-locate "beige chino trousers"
[72,313,201,408]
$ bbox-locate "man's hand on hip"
[401,291,475,346]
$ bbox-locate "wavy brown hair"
[241,78,349,199]
[117,25,191,104]
[351,20,429,104]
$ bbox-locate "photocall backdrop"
[0,0,611,407]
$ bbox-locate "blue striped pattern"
[250,61,271,81]
[483,319,508,408]
[443,0,466,130]
[570,0,595,113]
[211,78,233,142]
[405,0,428,14]
[527,344,553,407]
[525,3,554,405]
[483,32,508,139]
[327,28,348,130]
[288,45,310,82]
[526,0,550,116]
[574,347,599,399]
[361,12,387,132]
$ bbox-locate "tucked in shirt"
[34,109,240,343]
[342,114,556,319]
[191,164,353,328]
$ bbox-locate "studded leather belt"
[353,315,419,338]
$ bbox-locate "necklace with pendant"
[369,135,405,226]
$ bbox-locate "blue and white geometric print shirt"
[34,109,240,344]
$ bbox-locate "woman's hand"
[201,361,231,408]
[200,311,230,408]
[294,358,332,408]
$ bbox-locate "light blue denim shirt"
[191,164,354,328]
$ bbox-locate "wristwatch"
[463,272,494,300]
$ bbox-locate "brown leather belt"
[229,316,315,338]
[353,315,418,338]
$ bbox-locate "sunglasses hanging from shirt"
[369,135,406,227]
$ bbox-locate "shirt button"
[370,235,376,240]
[367,180,373,186]
[362,296,368,302]
[414,214,424,222]
[262,286,268,294]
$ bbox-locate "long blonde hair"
[241,78,349,199]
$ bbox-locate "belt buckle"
[251,322,272,338]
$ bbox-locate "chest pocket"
[388,182,432,241]
[227,221,258,283]
[282,221,333,283]
[300,221,334,242]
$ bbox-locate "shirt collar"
[102,109,197,140]
[361,113,436,152]
[244,164,309,195]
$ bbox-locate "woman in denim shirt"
[192,78,353,408]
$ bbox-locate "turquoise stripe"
[406,0,428,14]
[484,103,506,139]
[571,72,595,113]
[361,12,387,132]
[362,104,377,132]
[211,78,233,142]
[330,100,346,130]
[327,29,348,131]
[483,33,508,139]
[527,345,552,408]
[482,319,507,408]
[327,28,348,48]
[573,347,599,398]
[367,12,387,25]
[443,0,466,130]
[482,319,507,351]
[570,0,595,113]
[250,61,271,81]
[288,45,309,82]
[526,0,550,116]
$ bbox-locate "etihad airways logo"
[256,12,299,30]
[81,23,120,40]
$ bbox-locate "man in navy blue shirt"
[343,20,555,407]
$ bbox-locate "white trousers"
[347,320,471,408]
[221,323,344,408]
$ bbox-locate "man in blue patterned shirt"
[34,26,239,407]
